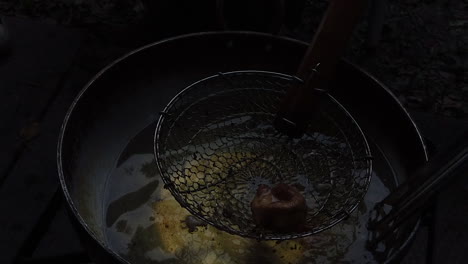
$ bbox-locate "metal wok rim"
[57,31,428,264]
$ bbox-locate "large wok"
[58,32,428,263]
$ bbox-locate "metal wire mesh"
[155,71,372,240]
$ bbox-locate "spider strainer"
[154,71,372,240]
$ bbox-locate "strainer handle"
[275,0,368,137]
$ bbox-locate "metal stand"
[367,131,468,252]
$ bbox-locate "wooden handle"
[297,0,367,80]
[275,0,367,137]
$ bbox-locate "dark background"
[0,0,467,263]
[1,0,467,117]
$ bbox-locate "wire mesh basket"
[154,71,372,240]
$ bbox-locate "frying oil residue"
[104,152,392,264]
